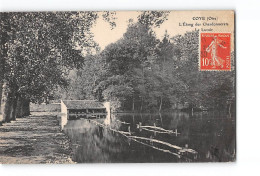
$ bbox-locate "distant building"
[61,100,110,120]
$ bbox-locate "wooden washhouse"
[61,100,110,120]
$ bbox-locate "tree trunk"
[0,83,7,122]
[10,93,18,121]
[0,13,10,120]
[1,82,21,122]
[132,96,135,112]
[159,96,163,112]
[0,60,4,117]
[0,81,3,116]
[140,97,143,112]
[159,113,162,124]
[15,95,22,118]
[228,102,232,118]
[0,39,5,118]
[21,99,30,116]
[3,91,13,123]
[0,83,3,124]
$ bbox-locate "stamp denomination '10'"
[200,33,231,71]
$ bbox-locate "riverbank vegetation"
[61,22,235,113]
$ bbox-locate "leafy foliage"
[0,12,113,104]
[54,11,234,113]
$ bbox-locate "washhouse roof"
[62,100,105,109]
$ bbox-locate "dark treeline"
[62,21,235,112]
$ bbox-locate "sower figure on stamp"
[206,36,227,68]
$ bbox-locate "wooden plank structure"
[61,100,110,120]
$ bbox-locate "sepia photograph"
[0,10,236,164]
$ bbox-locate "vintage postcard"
[0,11,235,163]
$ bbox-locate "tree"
[61,54,105,100]
[93,22,161,111]
[0,12,116,123]
[172,30,235,111]
[59,11,235,113]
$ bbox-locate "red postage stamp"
[200,33,231,71]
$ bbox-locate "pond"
[60,111,235,163]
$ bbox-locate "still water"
[60,111,235,163]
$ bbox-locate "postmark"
[200,33,231,71]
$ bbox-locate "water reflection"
[60,111,235,163]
